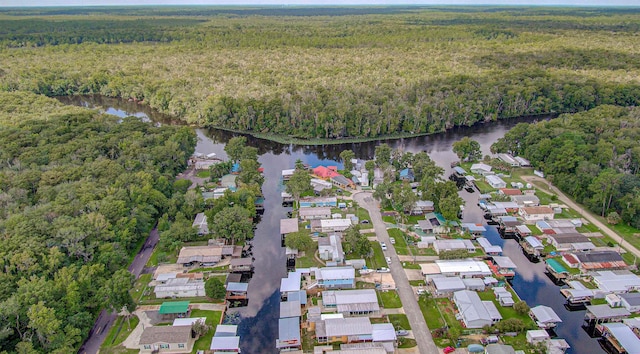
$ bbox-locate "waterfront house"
[316,317,373,344]
[331,174,355,189]
[498,153,519,166]
[280,271,302,299]
[485,344,516,354]
[526,330,550,345]
[322,289,380,317]
[154,278,205,298]
[433,259,492,278]
[547,233,590,251]
[519,206,555,222]
[599,323,640,354]
[476,237,502,255]
[486,175,507,189]
[515,156,531,166]
[276,317,302,351]
[299,207,332,220]
[492,201,520,213]
[593,271,640,293]
[471,163,493,176]
[411,200,435,215]
[574,251,626,271]
[280,300,302,319]
[620,293,640,313]
[229,258,253,272]
[300,196,338,208]
[453,290,502,328]
[316,267,355,289]
[280,218,299,236]
[210,325,240,353]
[192,213,209,235]
[225,282,248,301]
[313,165,340,179]
[529,305,563,329]
[311,178,333,193]
[584,304,631,325]
[139,325,194,353]
[318,219,353,233]
[489,256,518,278]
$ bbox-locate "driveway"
[354,192,439,354]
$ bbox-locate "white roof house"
[529,305,562,329]
[526,330,550,344]
[432,277,466,296]
[498,153,519,166]
[318,234,345,263]
[371,323,397,343]
[486,175,507,189]
[214,325,238,337]
[280,271,302,294]
[471,163,493,175]
[282,169,295,179]
[316,267,356,289]
[299,207,332,220]
[323,317,373,338]
[280,300,302,318]
[192,212,209,235]
[476,237,502,254]
[453,290,502,328]
[276,317,301,350]
[433,239,476,254]
[154,278,206,298]
[435,259,492,278]
[320,219,353,233]
[172,317,207,327]
[322,289,380,316]
[210,336,240,352]
[593,270,640,293]
[492,256,518,270]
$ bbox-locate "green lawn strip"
[139,296,210,306]
[402,263,421,270]
[191,309,223,352]
[533,189,557,205]
[369,241,386,269]
[388,314,411,330]
[378,290,402,309]
[196,170,211,178]
[356,207,371,222]
[102,317,123,348]
[418,296,445,330]
[388,228,409,255]
[382,216,395,223]
[408,245,437,256]
[409,280,426,286]
[501,333,530,350]
[131,273,152,303]
[474,180,495,194]
[99,347,140,354]
[526,224,543,236]
[398,337,418,348]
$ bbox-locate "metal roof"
[371,323,396,342]
[492,256,517,269]
[530,305,562,324]
[210,336,240,351]
[214,325,238,337]
[158,301,190,314]
[524,236,543,248]
[620,292,640,307]
[172,317,207,327]
[586,304,631,319]
[462,224,488,233]
[602,323,640,354]
[433,277,466,292]
[483,301,502,321]
[316,266,355,281]
[476,237,502,253]
[226,282,248,292]
[280,218,299,235]
[453,290,496,324]
[436,259,491,275]
[324,317,373,337]
[277,317,301,347]
[139,325,192,345]
[280,271,302,293]
[280,300,302,318]
[594,270,640,292]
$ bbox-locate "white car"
[385,257,392,264]
[380,242,387,250]
[376,267,390,273]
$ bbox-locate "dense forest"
[492,105,640,228]
[0,7,639,140]
[0,92,196,353]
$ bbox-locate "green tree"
[340,150,355,171]
[27,301,60,349]
[97,269,136,313]
[210,206,253,245]
[284,230,313,252]
[204,277,226,300]
[452,137,482,162]
[375,143,392,167]
[191,319,211,338]
[224,136,247,162]
[286,168,311,207]
[607,211,621,225]
[238,159,263,186]
[513,301,530,315]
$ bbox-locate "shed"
[529,305,562,329]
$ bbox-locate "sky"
[0,0,638,7]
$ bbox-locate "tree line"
[492,105,640,228]
[0,92,196,353]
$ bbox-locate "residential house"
[462,278,486,292]
[593,271,640,293]
[139,326,194,353]
[548,233,590,251]
[299,207,332,220]
[318,219,353,233]
[276,317,302,351]
[499,188,522,196]
[280,218,299,242]
[471,163,493,176]
[461,223,488,237]
[280,300,302,319]
[331,175,355,189]
[492,201,520,213]
[210,336,240,353]
[177,246,223,267]
[529,305,562,329]
[225,282,249,301]
[489,256,517,278]
[453,290,502,328]
[311,178,333,193]
[433,259,492,278]
[526,330,550,345]
[514,156,531,166]
[399,168,415,182]
[620,293,640,313]
[433,239,476,255]
[599,323,640,354]
[411,200,435,215]
[316,317,373,344]
[574,251,626,271]
[154,278,205,298]
[519,206,555,222]
[511,195,540,207]
[282,169,295,181]
[316,267,355,289]
[322,289,380,317]
[300,196,338,208]
[313,165,340,179]
[192,213,209,235]
[280,271,302,299]
[371,323,398,353]
[498,153,519,166]
[229,258,253,273]
[432,276,466,297]
[485,175,507,189]
[318,234,345,263]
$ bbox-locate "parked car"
[416,288,427,295]
[380,242,387,250]
[481,335,499,345]
[361,220,370,224]
[376,267,390,273]
[385,257,392,264]
[396,330,409,336]
[443,346,456,354]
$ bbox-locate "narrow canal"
[58,96,596,353]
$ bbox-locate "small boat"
[359,269,374,275]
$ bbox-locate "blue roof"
[454,166,467,175]
[400,168,413,177]
[231,163,241,173]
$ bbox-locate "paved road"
[521,176,640,259]
[354,192,439,354]
[78,227,159,354]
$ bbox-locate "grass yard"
[296,254,325,268]
[368,241,386,269]
[388,228,409,255]
[534,189,557,205]
[382,215,395,223]
[409,280,426,286]
[192,309,223,353]
[102,316,140,348]
[402,263,422,270]
[355,207,371,223]
[378,290,402,309]
[196,170,211,178]
[477,291,536,329]
[388,314,411,330]
[398,337,418,348]
[418,296,445,330]
[131,273,152,303]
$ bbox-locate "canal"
[58,96,598,353]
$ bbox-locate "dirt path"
[522,175,640,259]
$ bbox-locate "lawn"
[477,291,537,329]
[192,309,223,353]
[378,290,402,309]
[409,280,426,286]
[368,241,386,269]
[196,170,211,178]
[388,314,411,330]
[131,273,152,303]
[355,207,371,223]
[382,215,395,223]
[296,254,325,268]
[418,296,445,330]
[388,228,409,255]
[398,337,418,348]
[102,315,140,348]
[402,263,422,270]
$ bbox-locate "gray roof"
[280,300,302,318]
[483,301,502,321]
[433,277,466,292]
[620,292,640,307]
[549,233,589,244]
[530,305,562,324]
[280,271,302,293]
[324,317,373,337]
[586,304,631,319]
[485,344,516,354]
[280,218,299,235]
[214,325,238,337]
[602,323,640,354]
[287,290,307,305]
[299,207,332,217]
[453,290,496,324]
[277,317,301,345]
[371,323,396,342]
[316,267,355,281]
[139,325,192,345]
[575,251,624,263]
[210,336,240,351]
[492,256,517,269]
[331,175,352,186]
[226,282,248,292]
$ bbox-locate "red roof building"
[313,166,340,179]
[499,188,523,196]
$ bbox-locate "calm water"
[57,96,599,353]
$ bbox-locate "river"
[58,96,600,354]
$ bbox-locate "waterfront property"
[431,276,467,297]
[315,267,356,289]
[573,251,627,271]
[453,290,502,328]
[277,316,302,351]
[433,239,476,254]
[593,270,640,293]
[318,234,345,263]
[299,207,332,220]
[476,237,502,255]
[210,324,241,353]
[154,278,206,298]
[529,305,562,329]
[177,245,223,267]
[425,259,492,278]
[598,322,640,354]
[300,196,338,208]
[619,293,640,313]
[471,163,493,175]
[519,206,555,223]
